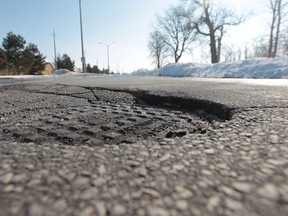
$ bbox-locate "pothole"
[0,84,231,146]
[87,87,235,121]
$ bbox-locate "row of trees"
[53,54,112,74]
[55,55,111,74]
[0,32,111,75]
[148,0,288,68]
[86,64,110,74]
[0,32,46,75]
[0,32,78,75]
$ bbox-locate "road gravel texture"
[0,77,288,216]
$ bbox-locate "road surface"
[0,75,288,216]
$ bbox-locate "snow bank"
[133,57,288,79]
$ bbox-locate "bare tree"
[252,37,269,58]
[222,44,237,62]
[183,0,246,63]
[267,0,288,57]
[148,29,169,69]
[156,6,196,63]
[283,36,288,55]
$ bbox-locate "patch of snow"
[0,69,81,80]
[133,57,288,79]
[53,69,75,75]
[132,68,159,76]
[0,75,43,79]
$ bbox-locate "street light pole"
[53,29,57,70]
[99,42,116,73]
[107,45,110,72]
[79,0,86,73]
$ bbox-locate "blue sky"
[1,0,265,72]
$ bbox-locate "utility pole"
[99,41,116,73]
[79,0,86,73]
[53,29,57,70]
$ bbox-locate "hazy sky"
[1,0,266,72]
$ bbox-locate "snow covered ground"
[0,70,82,79]
[133,57,288,79]
[1,57,287,82]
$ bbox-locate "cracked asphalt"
[0,76,288,216]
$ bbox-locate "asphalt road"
[0,75,288,216]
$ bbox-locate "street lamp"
[99,41,116,72]
[79,0,86,73]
